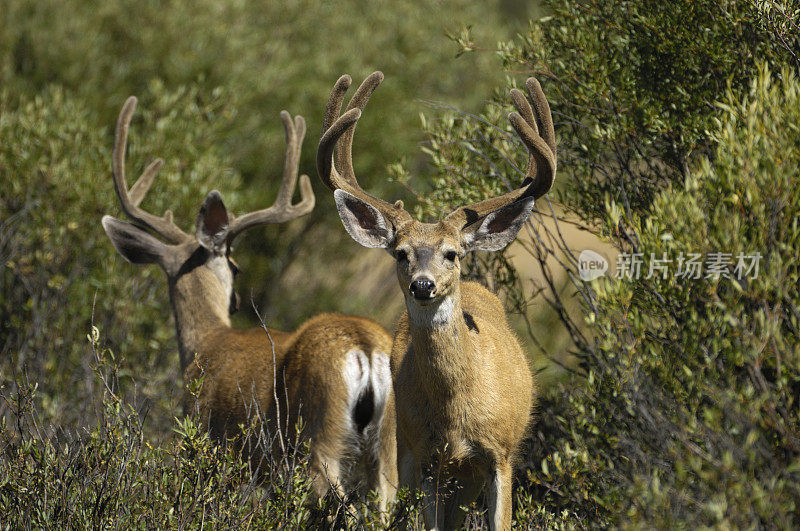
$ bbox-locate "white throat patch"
[206,255,234,305]
[408,296,455,328]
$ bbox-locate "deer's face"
[323,71,554,328]
[391,220,463,306]
[333,188,537,311]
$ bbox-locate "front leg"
[486,461,513,531]
[420,458,481,531]
[441,475,484,530]
[420,470,446,530]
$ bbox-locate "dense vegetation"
[2,0,799,527]
[413,0,800,526]
[0,0,515,434]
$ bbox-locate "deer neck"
[168,268,232,373]
[406,283,477,395]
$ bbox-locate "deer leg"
[420,472,446,531]
[368,413,397,514]
[486,461,513,531]
[312,452,365,528]
[367,350,397,513]
[442,477,484,530]
[311,452,346,502]
[398,440,416,490]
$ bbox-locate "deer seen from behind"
[318,72,556,530]
[101,97,397,511]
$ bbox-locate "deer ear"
[333,189,394,248]
[102,215,171,267]
[462,197,535,252]
[195,190,230,254]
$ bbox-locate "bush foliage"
[0,328,354,529]
[525,66,800,526]
[0,0,515,432]
[410,0,800,526]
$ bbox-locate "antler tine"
[227,111,315,240]
[509,77,556,198]
[322,74,352,138]
[317,72,411,226]
[335,71,384,182]
[317,106,361,192]
[128,158,164,207]
[318,72,384,191]
[112,96,190,244]
[274,111,306,205]
[318,73,354,192]
[444,77,557,228]
[525,77,556,155]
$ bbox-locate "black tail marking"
[353,385,375,433]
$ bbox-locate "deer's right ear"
[333,189,394,248]
[102,215,170,266]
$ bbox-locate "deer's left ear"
[195,190,231,254]
[462,197,535,252]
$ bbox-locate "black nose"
[409,279,436,299]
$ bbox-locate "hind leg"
[365,395,397,515]
[311,450,347,503]
[311,348,369,516]
[419,472,445,530]
[419,471,483,531]
[366,350,397,511]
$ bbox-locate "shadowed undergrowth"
[0,326,568,528]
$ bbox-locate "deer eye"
[395,249,408,262]
[444,250,457,262]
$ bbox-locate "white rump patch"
[341,349,392,426]
[339,349,393,494]
[342,349,371,414]
[369,350,391,422]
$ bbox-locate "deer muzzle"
[409,278,436,300]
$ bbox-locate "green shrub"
[410,1,800,526]
[444,0,800,221]
[1,0,509,185]
[0,86,243,433]
[432,65,800,527]
[0,327,349,529]
[566,65,800,526]
[0,2,519,439]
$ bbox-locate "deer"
[317,72,556,530]
[101,96,398,511]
